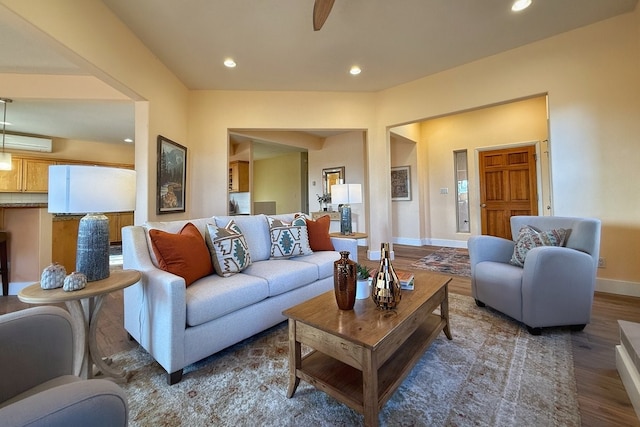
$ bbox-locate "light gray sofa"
[468,215,601,335]
[122,213,357,384]
[0,306,128,427]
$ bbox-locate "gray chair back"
[510,215,601,270]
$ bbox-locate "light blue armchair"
[0,306,128,427]
[468,216,601,335]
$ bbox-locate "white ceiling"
[0,0,637,144]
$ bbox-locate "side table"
[18,269,141,382]
[329,232,368,240]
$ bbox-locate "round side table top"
[329,232,368,239]
[18,269,141,304]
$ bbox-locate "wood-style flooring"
[2,244,639,426]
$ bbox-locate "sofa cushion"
[214,215,272,262]
[242,259,318,296]
[267,216,312,259]
[510,225,569,267]
[185,274,269,326]
[294,251,341,279]
[298,214,334,251]
[148,222,214,286]
[205,220,251,277]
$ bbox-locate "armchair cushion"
[0,306,128,427]
[469,215,601,331]
[510,225,569,267]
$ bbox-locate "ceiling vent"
[3,134,52,153]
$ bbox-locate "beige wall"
[308,131,367,235]
[376,9,640,292]
[390,135,420,244]
[1,0,189,225]
[1,2,638,293]
[188,91,376,218]
[420,96,549,244]
[253,152,303,214]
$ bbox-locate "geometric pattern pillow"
[267,216,313,259]
[510,225,569,267]
[205,220,251,277]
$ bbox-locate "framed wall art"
[157,135,187,214]
[391,166,411,201]
[322,166,345,197]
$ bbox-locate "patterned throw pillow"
[205,220,251,277]
[148,222,214,286]
[267,216,313,259]
[510,225,569,267]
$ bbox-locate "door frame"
[473,139,553,235]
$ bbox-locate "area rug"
[411,247,471,277]
[111,293,580,426]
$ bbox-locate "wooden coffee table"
[283,271,451,427]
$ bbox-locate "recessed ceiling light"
[512,0,532,12]
[124,138,133,143]
[224,58,237,68]
[349,65,361,75]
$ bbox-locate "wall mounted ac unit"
[3,134,52,153]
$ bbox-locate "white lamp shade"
[331,183,362,204]
[48,165,136,214]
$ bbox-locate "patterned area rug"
[411,247,471,277]
[111,294,580,426]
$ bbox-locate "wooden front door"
[479,146,538,239]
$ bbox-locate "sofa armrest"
[122,225,188,375]
[330,237,358,263]
[521,246,595,327]
[0,379,128,427]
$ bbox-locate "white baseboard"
[4,282,33,296]
[616,344,640,421]
[596,278,640,298]
[393,237,469,248]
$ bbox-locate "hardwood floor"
[2,244,639,426]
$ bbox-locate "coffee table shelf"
[284,271,451,427]
[297,314,445,414]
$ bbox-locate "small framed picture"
[157,135,187,214]
[391,166,411,201]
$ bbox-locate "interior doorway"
[479,145,539,239]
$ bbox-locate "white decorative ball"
[63,272,87,292]
[41,263,66,289]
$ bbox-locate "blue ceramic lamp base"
[76,213,110,282]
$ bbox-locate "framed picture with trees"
[157,135,187,214]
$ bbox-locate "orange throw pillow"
[149,222,214,286]
[304,215,334,251]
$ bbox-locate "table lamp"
[330,183,362,235]
[48,165,136,282]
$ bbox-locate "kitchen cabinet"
[106,211,134,243]
[52,216,81,274]
[229,161,249,192]
[0,157,54,193]
[52,211,134,273]
[22,158,54,192]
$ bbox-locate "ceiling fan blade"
[313,0,335,31]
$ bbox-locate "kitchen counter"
[0,203,47,208]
